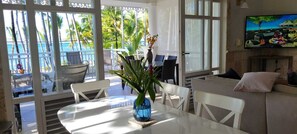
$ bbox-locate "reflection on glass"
[34,0,50,5]
[204,0,210,16]
[2,0,26,5]
[204,19,210,70]
[185,0,197,15]
[185,19,203,73]
[69,0,94,8]
[213,2,221,17]
[212,20,220,68]
[198,0,203,16]
[15,101,37,133]
[4,10,32,98]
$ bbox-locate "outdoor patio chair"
[66,51,82,65]
[104,50,112,71]
[53,63,89,90]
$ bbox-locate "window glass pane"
[204,0,210,16]
[35,11,56,94]
[198,0,203,16]
[4,10,32,98]
[2,0,25,4]
[56,0,63,6]
[213,2,220,17]
[55,12,95,91]
[69,0,94,8]
[204,19,210,70]
[185,19,203,73]
[212,20,220,68]
[34,0,63,6]
[34,0,50,5]
[185,0,197,15]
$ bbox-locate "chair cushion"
[234,72,279,92]
[217,68,241,80]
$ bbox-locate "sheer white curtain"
[154,0,179,60]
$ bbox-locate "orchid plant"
[110,54,162,106]
[147,34,158,49]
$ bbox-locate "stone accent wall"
[0,56,7,121]
[226,49,297,80]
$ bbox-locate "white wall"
[228,0,297,51]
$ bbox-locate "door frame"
[179,0,227,86]
[0,1,104,133]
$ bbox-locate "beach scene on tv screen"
[245,14,297,48]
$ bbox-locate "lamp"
[236,0,248,8]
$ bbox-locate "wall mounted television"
[245,14,297,48]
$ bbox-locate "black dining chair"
[167,55,177,60]
[154,55,165,62]
[157,59,177,84]
[125,55,135,61]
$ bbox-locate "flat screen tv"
[245,14,297,48]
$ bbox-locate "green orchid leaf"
[136,93,145,106]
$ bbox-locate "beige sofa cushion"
[266,91,297,134]
[192,78,266,134]
[234,72,279,92]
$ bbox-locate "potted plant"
[110,54,162,122]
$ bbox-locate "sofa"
[191,76,297,134]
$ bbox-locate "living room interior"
[1,0,297,133]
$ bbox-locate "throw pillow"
[217,68,241,80]
[233,72,280,92]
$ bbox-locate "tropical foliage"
[248,16,280,30]
[110,54,162,106]
[101,7,148,55]
[6,7,148,73]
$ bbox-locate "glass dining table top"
[57,96,248,134]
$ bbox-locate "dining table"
[57,96,248,134]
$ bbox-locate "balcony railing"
[8,49,126,79]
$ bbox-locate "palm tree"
[122,10,145,55]
[21,11,30,71]
[101,7,122,49]
[65,13,75,50]
[57,15,64,51]
[11,10,21,64]
[248,16,280,30]
[72,14,83,52]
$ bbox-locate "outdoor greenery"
[102,7,148,55]
[6,6,148,72]
[248,16,280,30]
[110,54,162,106]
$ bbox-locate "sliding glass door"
[180,0,225,85]
[0,0,103,133]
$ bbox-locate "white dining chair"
[160,82,190,112]
[71,79,110,103]
[193,90,245,129]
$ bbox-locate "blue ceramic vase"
[133,98,151,122]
